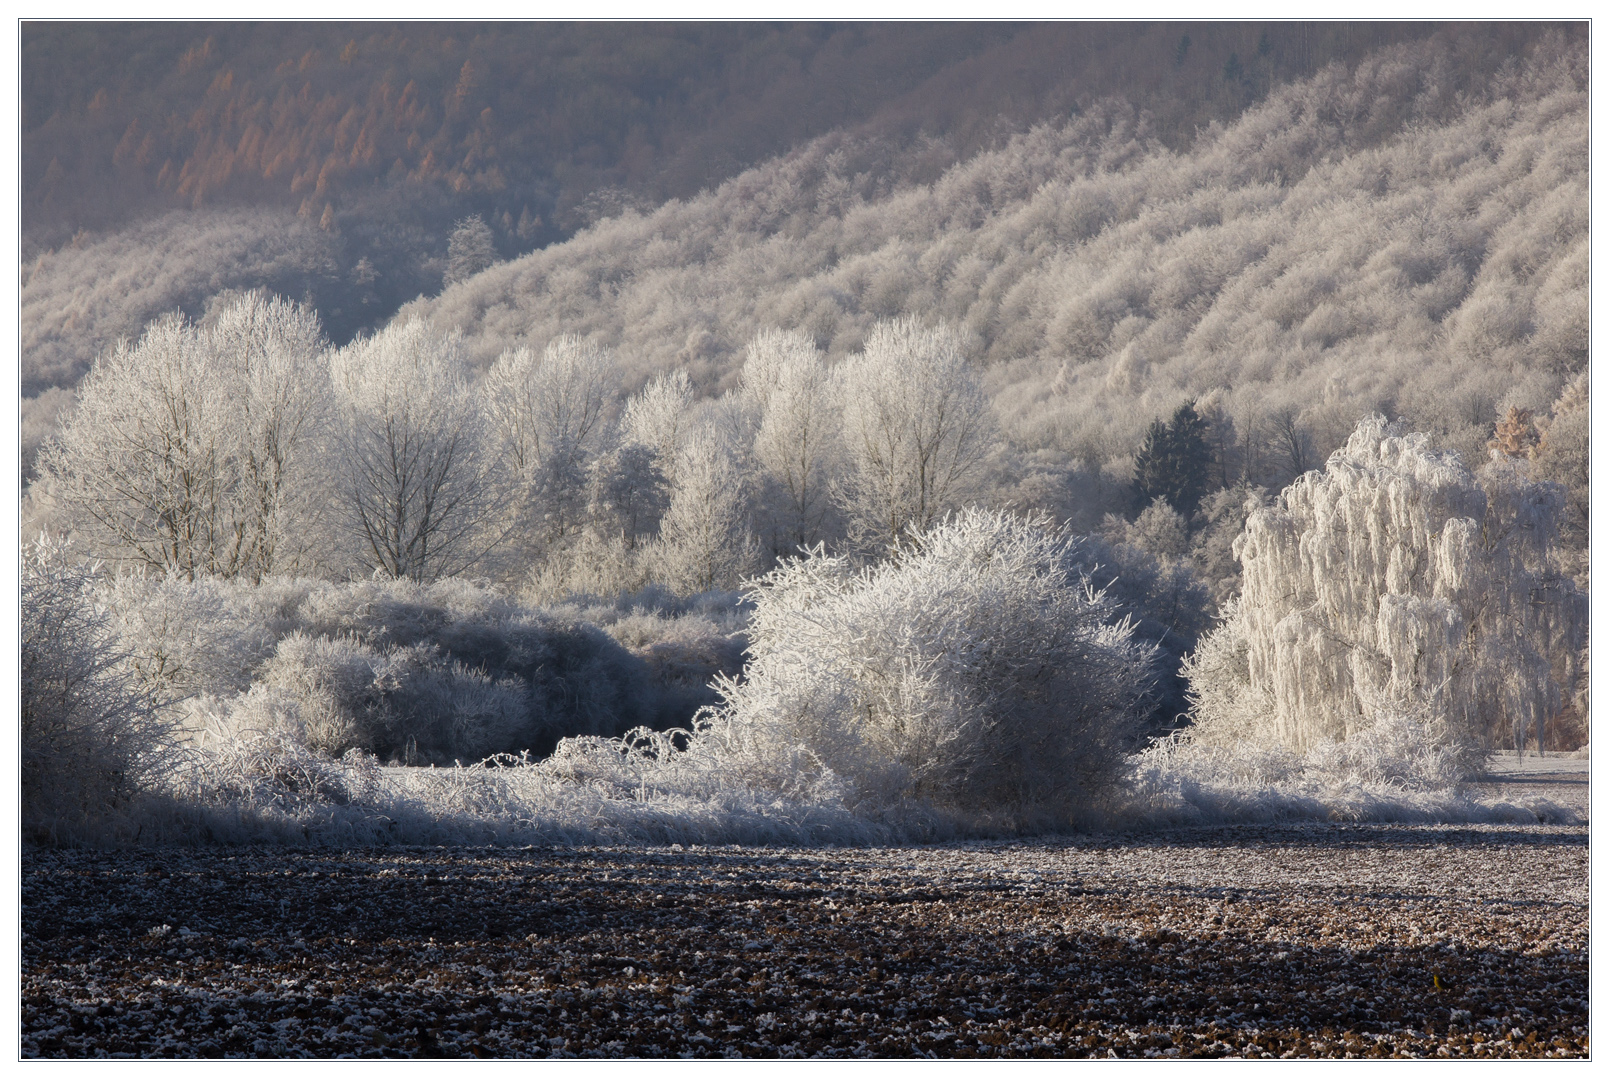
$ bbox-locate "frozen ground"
[1477,750,1593,776]
[21,761,1587,1059]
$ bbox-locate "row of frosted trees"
[37,295,996,594]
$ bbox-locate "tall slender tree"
[836,318,993,551]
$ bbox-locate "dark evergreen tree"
[1133,400,1214,517]
[1133,418,1172,506]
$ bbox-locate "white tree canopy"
[329,319,501,581]
[650,429,757,594]
[620,368,695,486]
[483,334,618,548]
[835,317,993,550]
[37,294,328,581]
[742,328,841,556]
[1191,415,1586,756]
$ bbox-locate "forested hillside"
[20,23,1574,404]
[26,22,1536,245]
[407,30,1586,494]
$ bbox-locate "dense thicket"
[21,538,174,843]
[102,571,749,768]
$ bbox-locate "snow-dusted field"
[21,764,1587,1059]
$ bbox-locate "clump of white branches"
[36,294,329,582]
[20,537,179,843]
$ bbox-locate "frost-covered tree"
[444,215,497,287]
[483,335,617,548]
[585,443,668,552]
[650,431,758,594]
[1187,416,1587,759]
[620,368,695,485]
[1188,481,1267,607]
[205,294,332,578]
[328,319,501,581]
[1530,370,1589,575]
[700,509,1158,829]
[37,295,328,581]
[836,318,993,550]
[1106,496,1190,560]
[742,328,842,556]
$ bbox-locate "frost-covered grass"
[132,730,1576,850]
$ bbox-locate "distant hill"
[24,21,1564,249]
[403,30,1586,485]
[19,23,1586,489]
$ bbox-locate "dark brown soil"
[21,808,1588,1058]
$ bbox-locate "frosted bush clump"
[21,537,177,843]
[622,508,1161,831]
[1172,415,1587,788]
[96,572,752,769]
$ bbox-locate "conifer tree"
[1132,401,1213,517]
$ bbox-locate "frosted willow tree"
[836,318,994,551]
[483,335,617,549]
[1186,416,1586,760]
[740,328,841,556]
[37,295,327,581]
[329,319,501,581]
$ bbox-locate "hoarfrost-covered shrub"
[21,537,176,842]
[694,508,1159,829]
[1185,415,1586,765]
[183,722,382,816]
[1299,706,1486,788]
[98,571,279,702]
[144,575,744,768]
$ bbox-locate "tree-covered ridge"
[20,25,1584,483]
[23,21,1570,249]
[404,30,1585,494]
